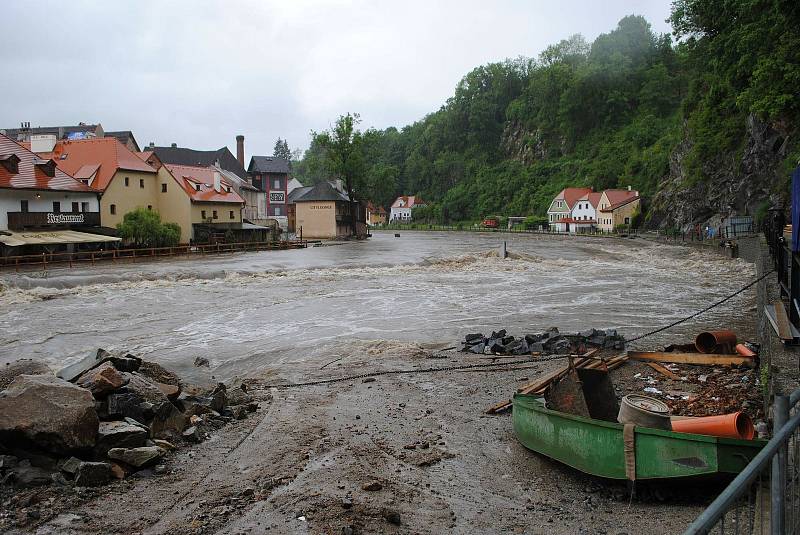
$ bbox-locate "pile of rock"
[0,350,258,489]
[461,327,625,355]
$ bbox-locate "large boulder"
[0,375,98,454]
[57,349,141,383]
[136,361,181,388]
[0,359,52,390]
[76,362,129,397]
[95,421,148,455]
[149,403,187,440]
[74,461,113,487]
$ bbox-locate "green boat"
[513,393,767,480]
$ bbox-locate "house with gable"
[596,187,640,232]
[547,187,592,232]
[564,191,603,233]
[390,195,425,222]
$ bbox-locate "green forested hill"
[295,1,800,227]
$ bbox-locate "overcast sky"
[2,0,672,159]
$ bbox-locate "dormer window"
[33,157,56,177]
[195,184,201,191]
[0,154,21,174]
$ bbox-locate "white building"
[567,191,602,233]
[390,195,425,222]
[547,187,592,232]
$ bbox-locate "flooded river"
[0,232,754,383]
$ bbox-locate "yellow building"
[596,189,640,232]
[294,181,366,239]
[43,138,160,229]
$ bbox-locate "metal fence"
[685,389,800,535]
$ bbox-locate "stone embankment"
[0,350,261,489]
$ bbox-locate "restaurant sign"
[269,192,286,204]
[47,213,85,224]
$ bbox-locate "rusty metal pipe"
[694,330,737,354]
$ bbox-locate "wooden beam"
[627,351,754,367]
[773,301,794,341]
[645,362,681,380]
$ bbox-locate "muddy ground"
[1,333,761,535]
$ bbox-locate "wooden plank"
[485,352,623,414]
[627,351,753,367]
[646,362,681,380]
[773,301,794,341]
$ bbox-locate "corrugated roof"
[248,156,291,174]
[163,164,245,204]
[37,137,156,192]
[0,133,95,192]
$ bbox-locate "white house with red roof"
[547,187,592,232]
[390,195,426,222]
[0,133,104,237]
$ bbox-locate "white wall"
[0,189,99,230]
[571,200,596,222]
[390,207,411,221]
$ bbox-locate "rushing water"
[0,231,755,383]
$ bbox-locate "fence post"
[771,394,789,535]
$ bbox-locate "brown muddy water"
[0,231,754,384]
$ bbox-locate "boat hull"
[512,393,766,480]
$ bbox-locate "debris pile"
[0,350,259,489]
[461,327,625,355]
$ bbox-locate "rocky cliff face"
[649,115,790,229]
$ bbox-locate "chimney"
[213,171,222,192]
[171,143,177,148]
[236,135,245,167]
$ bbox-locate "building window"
[81,202,89,212]
[110,204,116,215]
[624,217,630,224]
[53,201,61,213]
[273,178,280,189]
[147,205,152,211]
[125,177,129,187]
[161,183,167,193]
[20,200,28,212]
[201,210,206,219]
[274,206,282,216]
[229,210,234,219]
[72,202,79,213]
[139,179,144,188]
[212,210,218,219]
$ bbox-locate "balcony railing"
[7,211,101,229]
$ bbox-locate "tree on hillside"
[273,138,292,161]
[116,208,181,247]
[312,113,366,237]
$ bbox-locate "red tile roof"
[0,133,94,192]
[391,195,425,209]
[578,191,603,208]
[599,195,640,213]
[36,137,156,191]
[555,187,593,210]
[602,189,639,206]
[163,164,245,204]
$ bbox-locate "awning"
[0,230,122,247]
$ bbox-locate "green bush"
[116,208,181,247]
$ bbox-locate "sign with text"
[47,213,85,224]
[269,192,286,204]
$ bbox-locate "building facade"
[596,188,640,232]
[547,187,593,232]
[294,181,366,239]
[389,196,425,222]
[248,156,290,229]
[367,202,387,226]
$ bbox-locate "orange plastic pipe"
[695,330,737,353]
[671,412,755,440]
[735,344,756,357]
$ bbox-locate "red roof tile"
[555,187,593,210]
[599,195,640,213]
[391,195,426,208]
[0,133,94,192]
[36,137,156,191]
[163,164,245,204]
[602,189,639,206]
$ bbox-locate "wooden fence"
[0,240,307,273]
